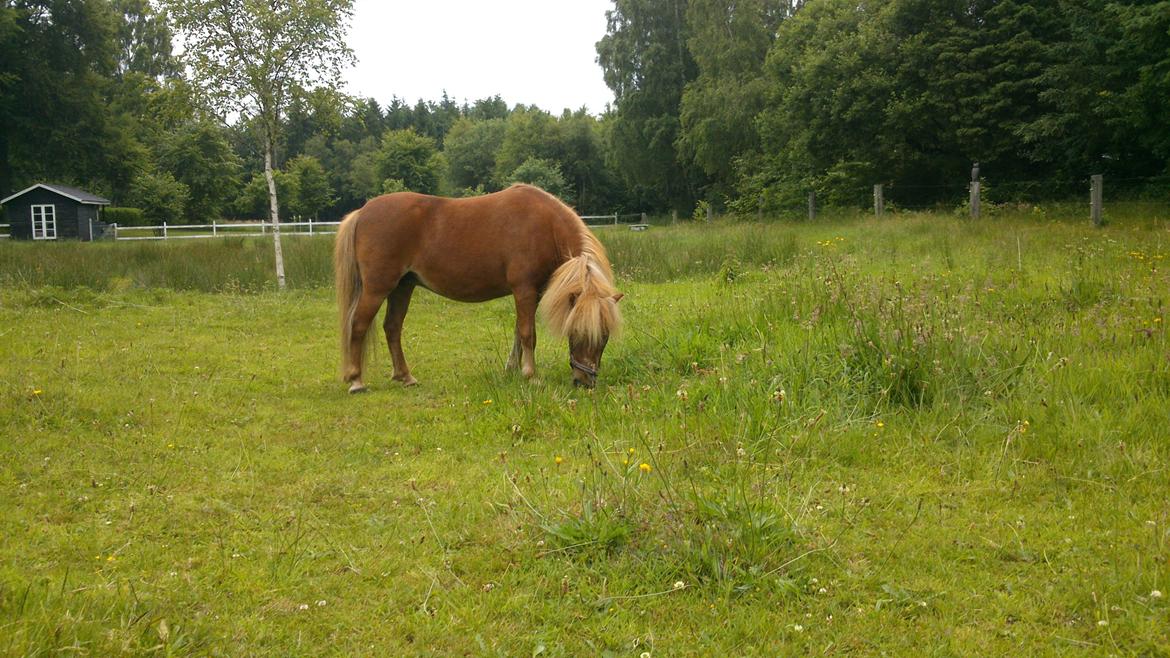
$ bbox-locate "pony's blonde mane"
[540,222,622,346]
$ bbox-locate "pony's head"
[541,235,624,388]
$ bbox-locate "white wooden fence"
[0,223,9,239]
[111,218,341,241]
[582,213,650,230]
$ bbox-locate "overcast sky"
[342,0,616,116]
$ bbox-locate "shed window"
[32,204,56,240]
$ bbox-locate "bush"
[103,207,147,226]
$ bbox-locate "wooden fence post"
[163,221,168,240]
[706,204,713,222]
[1091,174,1103,226]
[671,209,678,225]
[969,181,981,219]
[874,184,884,217]
[808,191,817,221]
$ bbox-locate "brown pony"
[334,184,623,392]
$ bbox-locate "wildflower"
[736,447,746,457]
[106,555,116,562]
[875,420,885,429]
[1097,620,1108,627]
[772,389,786,403]
[628,447,636,456]
[673,580,685,590]
[483,399,492,405]
[555,455,564,466]
[676,389,688,401]
[316,600,327,607]
[32,389,43,396]
[298,604,310,611]
[1152,590,1163,599]
[641,653,651,658]
[793,624,804,633]
[639,463,652,474]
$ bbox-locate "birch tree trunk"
[264,129,287,290]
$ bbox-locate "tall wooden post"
[969,181,981,219]
[671,209,678,225]
[874,184,884,217]
[808,191,817,221]
[1090,174,1103,226]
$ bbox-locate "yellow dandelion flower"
[628,447,636,455]
[555,455,564,466]
[33,389,43,396]
[875,420,885,428]
[483,399,493,405]
[639,463,652,473]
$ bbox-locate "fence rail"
[112,219,340,241]
[581,213,650,229]
[0,223,9,239]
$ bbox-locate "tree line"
[3,0,1168,224]
[601,0,1170,213]
[0,0,635,225]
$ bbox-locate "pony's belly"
[411,270,511,303]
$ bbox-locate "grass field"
[1,208,1168,655]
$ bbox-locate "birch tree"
[165,0,354,288]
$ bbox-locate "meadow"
[1,206,1168,655]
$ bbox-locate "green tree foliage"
[0,0,132,197]
[129,169,189,224]
[377,129,442,194]
[495,107,562,182]
[112,0,178,78]
[158,120,242,222]
[164,0,354,287]
[679,0,790,203]
[443,117,506,192]
[286,154,332,218]
[597,0,701,211]
[510,157,570,201]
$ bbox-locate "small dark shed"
[1,183,111,241]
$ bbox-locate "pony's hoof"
[348,382,368,394]
[396,375,419,387]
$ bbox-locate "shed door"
[32,204,57,240]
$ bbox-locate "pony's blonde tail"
[334,210,365,379]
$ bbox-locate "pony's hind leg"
[384,281,418,386]
[345,289,387,393]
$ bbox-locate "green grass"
[1,210,1168,655]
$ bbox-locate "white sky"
[342,0,616,116]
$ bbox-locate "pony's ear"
[612,292,624,303]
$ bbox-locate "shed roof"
[1,183,112,206]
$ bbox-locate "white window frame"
[31,204,56,240]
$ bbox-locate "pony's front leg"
[384,281,418,386]
[512,287,538,378]
[506,330,522,371]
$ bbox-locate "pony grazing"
[333,184,624,392]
